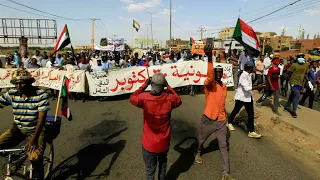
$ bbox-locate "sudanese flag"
[60,76,73,121]
[54,25,71,53]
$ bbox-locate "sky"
[0,0,319,47]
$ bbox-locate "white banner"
[86,61,234,96]
[94,38,125,51]
[0,68,85,93]
[0,62,233,96]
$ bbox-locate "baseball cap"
[151,73,166,93]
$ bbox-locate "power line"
[7,0,89,21]
[0,3,58,19]
[250,0,320,24]
[248,0,302,23]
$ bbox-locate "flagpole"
[132,26,134,48]
[54,77,64,122]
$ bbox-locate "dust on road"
[0,92,319,180]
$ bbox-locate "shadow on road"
[166,137,197,180]
[50,128,127,180]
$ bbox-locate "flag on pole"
[189,37,195,46]
[133,19,140,32]
[233,18,260,57]
[54,24,71,53]
[60,76,72,121]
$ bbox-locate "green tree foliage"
[264,45,273,55]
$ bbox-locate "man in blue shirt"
[94,60,105,72]
[299,60,318,109]
[102,56,111,71]
[55,54,64,66]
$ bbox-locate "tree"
[264,45,273,55]
[100,38,108,46]
[124,43,131,50]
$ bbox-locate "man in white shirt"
[32,50,43,65]
[239,50,250,71]
[227,61,264,139]
[22,52,30,68]
[264,54,273,78]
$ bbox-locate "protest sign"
[86,61,234,96]
[0,68,85,92]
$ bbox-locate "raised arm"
[203,41,215,88]
[166,84,182,109]
[129,79,149,108]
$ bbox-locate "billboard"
[135,38,157,45]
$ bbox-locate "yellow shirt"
[255,60,264,75]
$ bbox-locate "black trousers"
[228,99,255,132]
[299,88,315,109]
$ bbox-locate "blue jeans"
[285,86,301,113]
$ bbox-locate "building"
[223,40,244,52]
[256,32,277,47]
[166,38,189,51]
[289,38,320,53]
[218,27,235,40]
[75,45,91,49]
[271,36,293,51]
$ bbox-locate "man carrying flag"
[233,18,260,57]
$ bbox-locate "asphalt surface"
[0,92,319,180]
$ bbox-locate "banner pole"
[54,77,63,122]
[132,27,134,48]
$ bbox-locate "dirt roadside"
[224,90,320,177]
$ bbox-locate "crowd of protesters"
[1,48,320,111]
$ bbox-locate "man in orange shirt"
[195,43,231,180]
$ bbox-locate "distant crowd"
[1,49,320,110]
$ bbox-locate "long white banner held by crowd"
[0,68,85,92]
[86,61,234,96]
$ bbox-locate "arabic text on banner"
[0,68,85,93]
[86,61,234,96]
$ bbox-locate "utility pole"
[197,26,206,40]
[112,34,117,40]
[262,32,266,55]
[170,0,172,40]
[146,24,149,49]
[148,12,154,50]
[90,18,100,50]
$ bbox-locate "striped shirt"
[0,88,50,131]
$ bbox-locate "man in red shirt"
[256,57,281,116]
[130,73,182,180]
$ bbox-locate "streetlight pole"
[170,0,172,40]
[148,12,154,50]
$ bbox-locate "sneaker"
[222,174,232,180]
[195,153,202,164]
[248,132,262,139]
[291,112,297,118]
[227,123,235,131]
[274,111,282,116]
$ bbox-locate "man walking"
[256,57,282,116]
[195,43,231,180]
[299,60,318,109]
[130,73,182,180]
[227,61,263,138]
[0,68,49,179]
[284,54,309,118]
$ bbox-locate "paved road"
[0,93,319,180]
